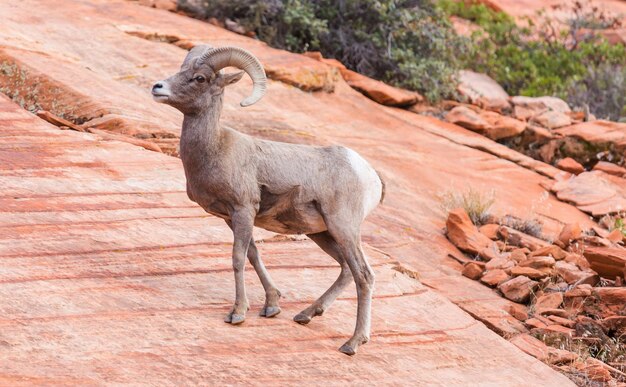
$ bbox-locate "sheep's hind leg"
[247,240,282,318]
[293,231,352,325]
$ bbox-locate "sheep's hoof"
[338,343,357,356]
[224,313,246,325]
[293,313,312,325]
[260,306,281,318]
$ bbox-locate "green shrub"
[179,0,469,102]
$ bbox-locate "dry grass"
[439,188,495,225]
[499,214,544,239]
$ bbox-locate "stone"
[480,111,527,140]
[551,171,626,217]
[535,308,569,319]
[554,121,626,157]
[508,266,548,280]
[530,246,567,261]
[485,257,515,271]
[446,209,498,260]
[479,224,500,240]
[533,110,572,129]
[525,318,548,329]
[445,106,490,131]
[594,287,626,309]
[564,284,593,298]
[564,254,591,270]
[480,269,511,287]
[606,229,624,244]
[555,261,599,285]
[593,161,626,178]
[498,276,538,303]
[341,69,422,107]
[462,262,485,280]
[511,96,572,114]
[508,304,529,321]
[582,246,626,280]
[556,157,584,175]
[497,226,550,251]
[519,256,556,269]
[457,70,510,111]
[509,249,528,263]
[512,105,535,121]
[534,293,563,310]
[531,324,575,338]
[574,360,612,382]
[546,315,575,328]
[558,223,582,245]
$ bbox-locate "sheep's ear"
[216,71,245,88]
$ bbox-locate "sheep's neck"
[180,93,223,157]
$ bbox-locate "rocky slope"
[0,0,622,384]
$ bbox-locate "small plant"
[614,217,626,237]
[439,188,495,225]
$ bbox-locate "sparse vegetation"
[439,188,495,225]
[499,215,544,239]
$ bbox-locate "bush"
[439,0,626,120]
[179,0,470,102]
[439,188,495,225]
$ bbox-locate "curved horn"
[198,46,267,107]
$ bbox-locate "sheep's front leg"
[224,209,254,325]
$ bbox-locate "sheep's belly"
[254,202,327,235]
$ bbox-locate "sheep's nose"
[152,82,164,91]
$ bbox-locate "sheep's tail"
[375,169,386,204]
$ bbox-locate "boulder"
[546,315,575,328]
[509,248,528,263]
[446,208,498,260]
[457,70,510,111]
[555,261,599,285]
[498,226,550,251]
[606,229,624,244]
[508,304,529,321]
[593,161,626,178]
[445,106,490,131]
[534,293,563,310]
[564,284,593,298]
[485,257,515,271]
[340,69,422,107]
[462,262,485,280]
[551,171,626,217]
[594,287,626,309]
[531,324,575,338]
[582,246,626,280]
[481,111,527,140]
[511,96,571,114]
[554,120,626,156]
[510,333,577,365]
[533,110,572,129]
[564,254,591,270]
[480,269,511,287]
[519,256,556,269]
[479,223,500,240]
[556,157,584,175]
[530,245,567,260]
[498,276,538,303]
[508,266,548,280]
[558,223,582,245]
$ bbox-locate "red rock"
[525,318,548,329]
[530,245,567,260]
[582,246,626,280]
[531,324,574,338]
[511,96,571,114]
[555,261,599,285]
[519,256,556,269]
[551,171,626,217]
[479,224,500,240]
[594,287,626,309]
[556,157,584,175]
[533,110,572,129]
[446,209,498,260]
[445,106,490,131]
[575,360,612,382]
[485,257,515,271]
[545,349,578,365]
[564,254,590,270]
[480,270,511,287]
[555,120,626,156]
[601,316,626,337]
[535,308,569,319]
[497,226,550,251]
[546,315,575,328]
[565,284,593,298]
[480,111,527,140]
[558,223,582,245]
[457,70,510,111]
[341,69,422,107]
[534,293,563,310]
[462,262,484,280]
[498,276,538,303]
[508,304,529,321]
[508,266,548,280]
[509,333,549,360]
[509,248,528,263]
[606,229,624,244]
[593,161,626,178]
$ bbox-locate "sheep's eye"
[194,75,206,83]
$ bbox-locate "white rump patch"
[345,148,382,217]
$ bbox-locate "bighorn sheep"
[152,45,385,355]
